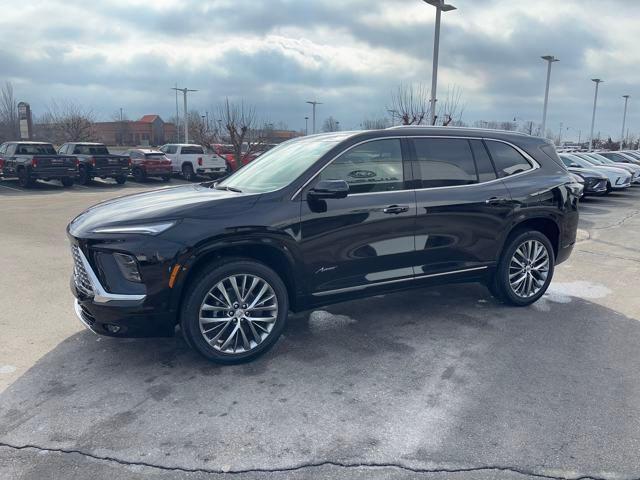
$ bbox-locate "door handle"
[383,205,410,214]
[485,197,509,205]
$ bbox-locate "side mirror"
[571,163,580,168]
[308,179,349,199]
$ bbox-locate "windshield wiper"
[213,183,242,193]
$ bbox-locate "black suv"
[67,127,580,363]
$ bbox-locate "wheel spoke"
[229,276,243,304]
[508,239,549,299]
[201,305,229,312]
[249,283,269,309]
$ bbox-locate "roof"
[129,148,163,154]
[139,115,162,123]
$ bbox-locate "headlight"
[113,252,142,282]
[91,221,176,235]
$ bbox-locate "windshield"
[218,133,352,193]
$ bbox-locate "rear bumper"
[198,166,227,176]
[31,168,76,179]
[91,166,129,178]
[143,166,172,176]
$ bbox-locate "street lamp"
[171,86,198,143]
[336,121,340,131]
[304,116,309,135]
[422,0,457,125]
[306,100,322,134]
[621,95,630,150]
[540,55,559,136]
[588,79,603,152]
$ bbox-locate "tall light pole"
[306,100,322,134]
[172,86,198,143]
[620,95,630,150]
[588,79,603,152]
[558,122,563,146]
[540,55,559,136]
[304,116,309,135]
[423,0,456,125]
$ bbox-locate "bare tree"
[387,83,431,126]
[361,117,391,130]
[188,110,218,150]
[322,116,340,132]
[0,81,19,141]
[437,85,465,126]
[217,98,266,171]
[38,100,96,144]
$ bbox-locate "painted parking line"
[0,183,23,192]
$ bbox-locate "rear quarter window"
[485,141,532,178]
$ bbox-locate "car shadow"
[1,283,639,476]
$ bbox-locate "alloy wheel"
[198,274,278,354]
[508,239,550,298]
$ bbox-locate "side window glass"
[469,139,497,182]
[168,146,177,154]
[413,138,477,188]
[485,141,532,177]
[318,139,405,194]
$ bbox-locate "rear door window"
[412,138,478,188]
[181,146,204,155]
[484,140,532,177]
[469,139,497,182]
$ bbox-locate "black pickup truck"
[0,141,77,187]
[58,142,130,185]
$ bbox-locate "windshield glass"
[75,145,109,155]
[218,133,352,193]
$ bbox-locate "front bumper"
[583,179,608,195]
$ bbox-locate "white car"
[159,144,228,181]
[576,152,640,184]
[559,153,631,191]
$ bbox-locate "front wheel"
[132,167,146,183]
[61,177,74,187]
[182,163,196,182]
[17,169,35,188]
[114,175,127,185]
[161,175,171,182]
[180,259,289,364]
[78,166,91,185]
[489,230,555,306]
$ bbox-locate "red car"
[213,144,261,172]
[126,149,172,182]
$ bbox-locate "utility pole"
[621,95,630,150]
[174,83,180,141]
[171,86,198,143]
[540,55,559,136]
[305,100,322,134]
[304,116,309,135]
[423,0,457,125]
[558,122,563,146]
[588,79,603,152]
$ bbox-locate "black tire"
[61,177,74,187]
[489,230,555,306]
[161,175,171,182]
[78,166,91,185]
[133,167,146,183]
[182,163,196,182]
[180,258,289,364]
[17,168,35,188]
[115,175,127,185]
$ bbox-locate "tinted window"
[470,139,497,182]
[485,141,532,177]
[0,144,6,154]
[73,145,109,155]
[181,146,204,155]
[318,139,405,194]
[145,153,165,159]
[413,138,477,188]
[16,144,56,155]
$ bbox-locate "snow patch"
[0,365,17,374]
[309,310,356,332]
[532,281,611,312]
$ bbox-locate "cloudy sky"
[1,0,638,140]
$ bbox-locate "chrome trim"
[312,266,488,297]
[74,300,98,334]
[291,136,540,200]
[73,246,146,305]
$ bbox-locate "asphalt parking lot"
[1,179,639,479]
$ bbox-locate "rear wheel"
[115,175,127,185]
[17,169,35,188]
[161,175,171,182]
[180,259,288,364]
[78,166,91,185]
[182,163,196,182]
[489,230,555,306]
[61,177,74,187]
[133,167,146,182]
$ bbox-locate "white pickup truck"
[159,144,228,181]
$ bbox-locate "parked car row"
[558,151,640,196]
[0,141,229,188]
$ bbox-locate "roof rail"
[385,125,532,137]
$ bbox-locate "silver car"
[575,152,640,184]
[559,153,631,191]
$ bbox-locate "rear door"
[410,137,513,277]
[299,138,417,296]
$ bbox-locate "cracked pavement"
[1,180,640,479]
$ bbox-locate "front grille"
[595,179,607,190]
[72,245,94,296]
[79,305,96,326]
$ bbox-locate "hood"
[68,183,259,237]
[590,165,632,176]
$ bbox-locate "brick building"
[94,115,177,146]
